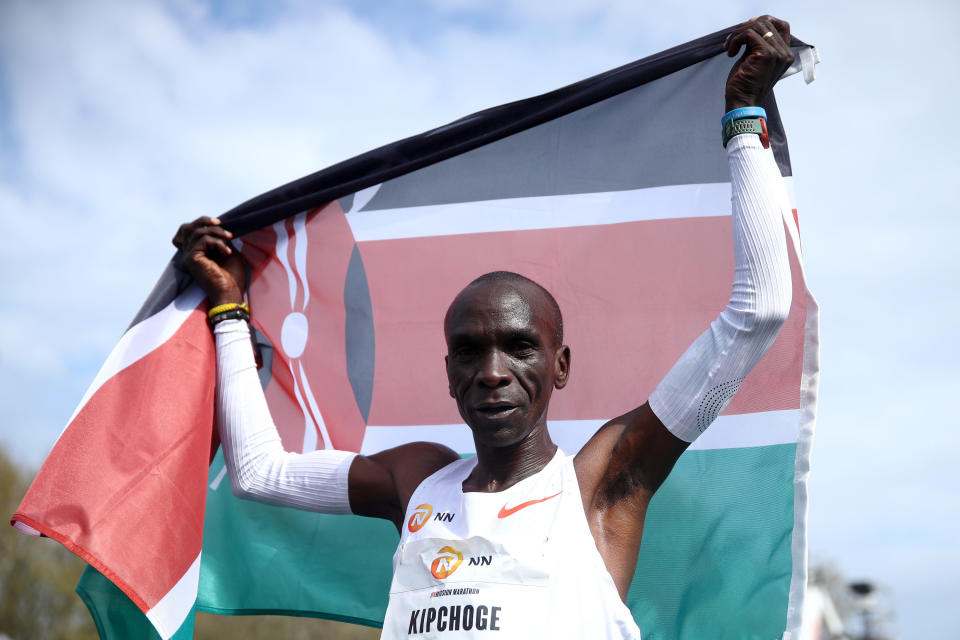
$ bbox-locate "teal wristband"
[721,106,767,128]
[722,117,768,148]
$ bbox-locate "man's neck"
[463,424,557,493]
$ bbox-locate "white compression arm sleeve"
[215,318,356,513]
[648,134,793,442]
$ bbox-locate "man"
[175,16,796,638]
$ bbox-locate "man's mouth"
[474,402,519,419]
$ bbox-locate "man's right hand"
[173,216,246,307]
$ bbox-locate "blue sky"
[1,0,958,637]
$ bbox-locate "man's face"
[444,281,569,448]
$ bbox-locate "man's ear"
[553,345,571,389]
[445,355,455,397]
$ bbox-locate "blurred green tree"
[194,613,379,639]
[0,446,98,640]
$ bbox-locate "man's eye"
[452,347,477,360]
[511,342,536,355]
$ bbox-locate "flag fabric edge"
[784,288,821,638]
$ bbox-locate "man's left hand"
[723,16,794,112]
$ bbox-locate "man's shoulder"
[350,441,461,524]
[393,440,461,464]
[366,440,461,493]
[366,440,459,464]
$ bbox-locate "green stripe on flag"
[630,443,796,639]
[76,565,196,640]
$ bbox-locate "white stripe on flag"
[63,285,205,432]
[12,520,41,536]
[346,179,796,242]
[785,289,822,636]
[359,409,801,455]
[145,552,201,640]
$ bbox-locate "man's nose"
[476,349,511,387]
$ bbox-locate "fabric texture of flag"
[12,26,820,640]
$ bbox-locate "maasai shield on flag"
[12,26,820,640]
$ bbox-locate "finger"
[725,16,776,56]
[729,21,790,67]
[172,216,223,248]
[753,16,791,58]
[187,225,234,251]
[192,235,234,258]
[172,225,188,248]
[751,16,782,47]
[186,216,222,234]
[770,17,791,45]
[722,25,741,52]
[182,228,234,260]
[725,27,766,58]
[195,224,233,240]
[754,18,795,74]
[724,19,756,55]
[724,28,745,57]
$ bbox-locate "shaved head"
[447,271,563,346]
[443,270,570,447]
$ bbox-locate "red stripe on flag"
[358,216,805,426]
[235,207,806,452]
[13,307,215,612]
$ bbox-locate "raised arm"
[575,16,796,595]
[175,218,458,532]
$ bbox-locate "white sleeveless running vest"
[381,449,642,639]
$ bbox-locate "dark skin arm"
[347,443,459,528]
[574,15,795,598]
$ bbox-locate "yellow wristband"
[208,302,250,318]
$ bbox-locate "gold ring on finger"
[762,31,774,40]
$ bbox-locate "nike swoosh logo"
[497,490,562,519]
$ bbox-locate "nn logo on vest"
[430,546,463,579]
[408,504,433,532]
[408,503,456,532]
